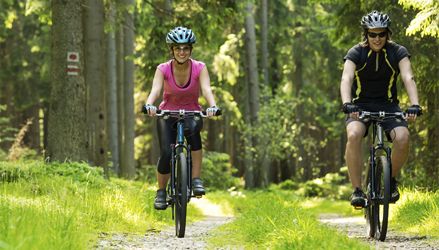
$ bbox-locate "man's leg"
[388,126,410,203]
[389,126,410,177]
[345,121,367,188]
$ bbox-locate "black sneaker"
[350,187,367,209]
[154,189,168,210]
[192,178,205,196]
[390,178,400,203]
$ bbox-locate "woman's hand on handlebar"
[206,106,221,117]
[142,104,157,116]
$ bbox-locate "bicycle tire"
[364,161,376,238]
[376,155,390,241]
[175,152,188,238]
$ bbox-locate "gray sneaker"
[192,178,205,196]
[390,178,400,203]
[350,187,367,209]
[154,189,168,210]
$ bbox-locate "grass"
[0,160,202,249]
[207,190,369,250]
[391,188,439,238]
[299,197,360,217]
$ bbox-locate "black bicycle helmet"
[361,10,391,29]
[166,26,196,45]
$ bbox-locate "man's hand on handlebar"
[342,102,360,120]
[406,104,422,122]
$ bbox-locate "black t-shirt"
[344,42,410,104]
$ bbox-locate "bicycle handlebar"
[359,111,406,121]
[154,109,222,118]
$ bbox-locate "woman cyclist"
[143,26,219,210]
[340,11,422,208]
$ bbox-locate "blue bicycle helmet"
[361,10,391,29]
[166,26,196,45]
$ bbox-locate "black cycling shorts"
[345,102,408,139]
[156,117,203,174]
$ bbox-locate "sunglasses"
[172,46,192,53]
[367,31,387,38]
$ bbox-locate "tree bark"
[120,0,136,179]
[84,0,107,168]
[106,1,120,174]
[244,1,261,187]
[48,0,87,162]
[116,20,125,175]
[261,0,269,86]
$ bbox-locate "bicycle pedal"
[353,206,363,210]
[195,195,202,199]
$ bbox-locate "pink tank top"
[158,59,205,111]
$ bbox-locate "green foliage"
[202,151,241,190]
[277,179,299,190]
[0,161,106,187]
[399,0,439,38]
[272,168,351,200]
[207,190,368,249]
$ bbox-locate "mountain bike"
[154,109,221,238]
[360,111,405,241]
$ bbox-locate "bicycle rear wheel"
[375,155,390,241]
[175,152,188,238]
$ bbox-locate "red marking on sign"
[67,52,79,62]
[67,64,80,76]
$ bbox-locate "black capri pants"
[156,117,203,174]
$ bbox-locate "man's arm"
[340,60,356,104]
[398,57,419,106]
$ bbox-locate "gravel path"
[319,213,439,249]
[95,198,233,250]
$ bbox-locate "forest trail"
[95,198,233,249]
[319,213,439,249]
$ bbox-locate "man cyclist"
[143,26,219,210]
[340,10,422,208]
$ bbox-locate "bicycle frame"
[148,108,221,237]
[169,118,193,211]
[361,111,405,241]
[368,118,392,203]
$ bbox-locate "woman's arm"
[199,66,217,107]
[146,68,164,105]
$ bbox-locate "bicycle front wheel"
[364,161,376,238]
[375,155,391,241]
[175,152,188,238]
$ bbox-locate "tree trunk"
[261,0,269,86]
[116,21,125,175]
[244,1,260,187]
[84,0,107,168]
[106,1,120,174]
[48,0,87,162]
[426,84,439,184]
[120,0,136,179]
